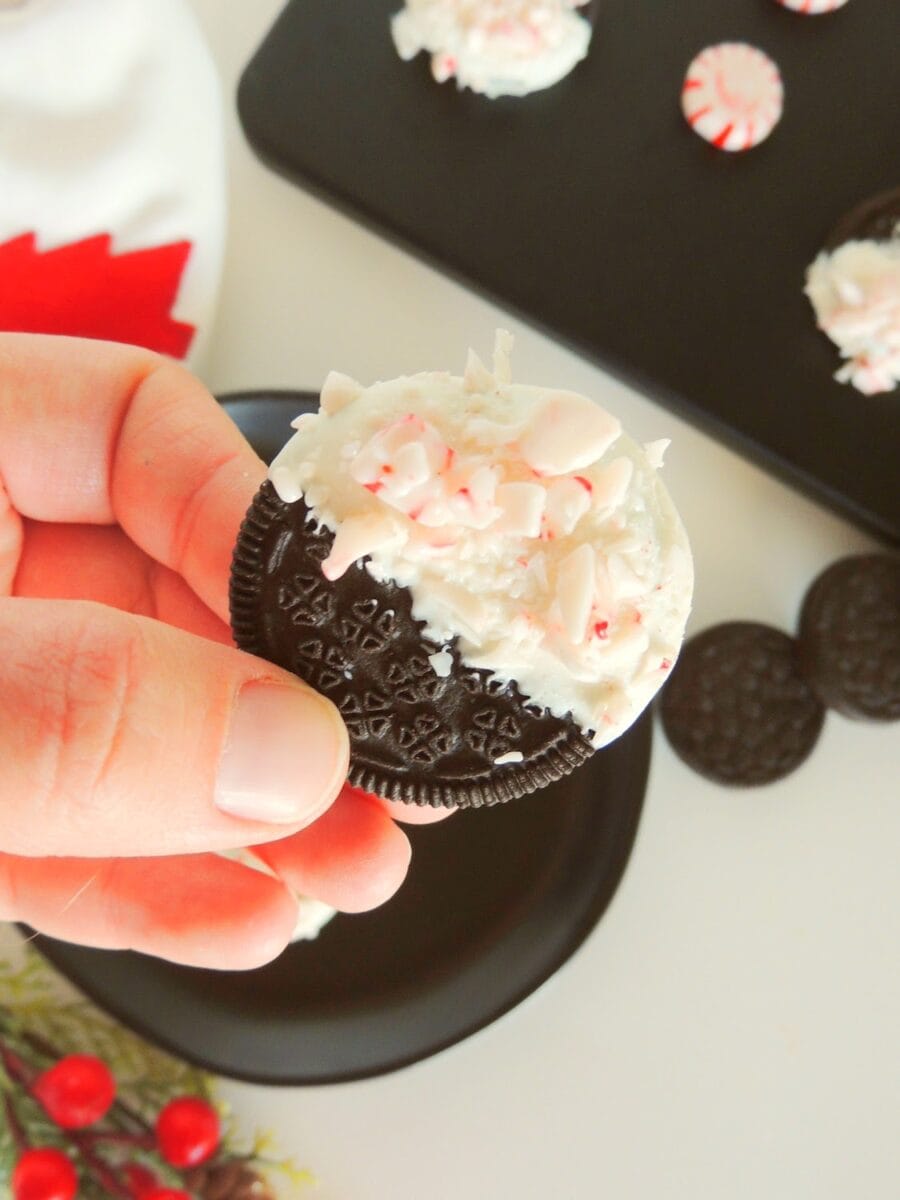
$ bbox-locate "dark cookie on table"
[230,482,594,808]
[659,622,825,786]
[797,554,900,722]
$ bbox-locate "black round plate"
[33,392,650,1086]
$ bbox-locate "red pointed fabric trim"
[0,233,196,359]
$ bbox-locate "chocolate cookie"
[659,622,825,786]
[230,482,594,808]
[823,186,900,251]
[797,554,900,721]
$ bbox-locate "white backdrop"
[17,3,897,1197]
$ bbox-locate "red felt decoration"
[0,233,196,359]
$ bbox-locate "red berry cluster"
[33,1055,116,1131]
[5,1052,220,1200]
[12,1149,78,1200]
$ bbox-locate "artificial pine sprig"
[0,945,312,1199]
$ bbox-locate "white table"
[186,5,899,1196]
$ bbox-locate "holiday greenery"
[0,944,312,1199]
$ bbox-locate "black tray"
[237,0,900,544]
[33,393,650,1086]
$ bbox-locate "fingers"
[0,333,266,623]
[0,598,348,859]
[0,852,298,970]
[378,797,457,825]
[253,787,412,913]
[0,477,23,595]
[14,520,232,645]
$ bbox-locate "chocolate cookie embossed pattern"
[230,482,594,807]
[660,622,826,786]
[797,554,900,722]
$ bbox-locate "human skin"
[0,333,449,970]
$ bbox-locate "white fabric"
[0,0,226,366]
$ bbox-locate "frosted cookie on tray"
[230,333,693,808]
[391,0,594,99]
[660,622,825,787]
[804,187,900,395]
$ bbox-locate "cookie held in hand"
[231,333,693,806]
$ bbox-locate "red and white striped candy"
[681,42,784,153]
[775,0,849,13]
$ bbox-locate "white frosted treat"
[270,333,693,751]
[391,0,593,100]
[291,896,338,942]
[805,234,900,395]
[775,0,849,12]
[681,43,784,152]
[222,849,337,943]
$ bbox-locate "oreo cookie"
[659,622,825,786]
[823,186,900,252]
[230,482,594,808]
[797,554,900,722]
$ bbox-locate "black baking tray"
[237,0,900,543]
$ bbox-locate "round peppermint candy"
[775,0,849,13]
[681,42,784,152]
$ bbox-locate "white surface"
[191,4,899,1197]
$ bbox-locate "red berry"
[12,1148,78,1200]
[141,1192,192,1200]
[121,1163,159,1198]
[33,1054,116,1129]
[155,1096,220,1168]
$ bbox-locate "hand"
[0,334,448,970]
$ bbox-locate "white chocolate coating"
[805,235,900,395]
[270,335,692,750]
[391,0,592,99]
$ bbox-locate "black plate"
[33,393,650,1086]
[237,0,900,543]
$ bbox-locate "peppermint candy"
[681,42,784,153]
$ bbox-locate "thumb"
[0,598,349,858]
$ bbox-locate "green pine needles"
[0,942,312,1199]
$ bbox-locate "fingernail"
[215,681,348,824]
